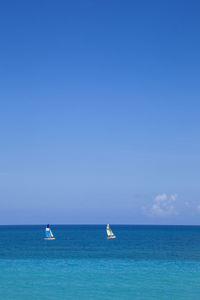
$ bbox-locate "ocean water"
[0,225,200,299]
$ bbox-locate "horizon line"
[0,224,199,226]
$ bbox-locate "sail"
[45,227,51,238]
[106,224,114,236]
[50,229,54,238]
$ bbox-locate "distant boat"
[106,224,116,239]
[44,224,55,240]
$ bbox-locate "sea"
[0,225,200,300]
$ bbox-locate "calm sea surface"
[0,225,200,299]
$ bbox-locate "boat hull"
[107,235,116,239]
[44,238,55,240]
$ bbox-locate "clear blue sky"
[0,0,200,224]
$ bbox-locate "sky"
[0,0,200,224]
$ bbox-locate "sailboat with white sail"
[44,224,55,240]
[106,224,116,239]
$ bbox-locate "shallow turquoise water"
[0,225,200,299]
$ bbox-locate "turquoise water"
[0,225,200,299]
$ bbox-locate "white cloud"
[146,193,178,217]
[170,194,178,202]
[154,193,168,203]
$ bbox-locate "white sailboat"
[44,224,55,240]
[106,224,116,239]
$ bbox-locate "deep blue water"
[0,225,200,299]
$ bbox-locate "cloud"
[145,193,178,217]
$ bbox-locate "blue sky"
[0,0,200,224]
